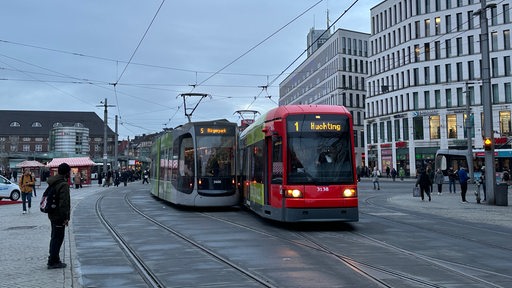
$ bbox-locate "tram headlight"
[285,189,303,198]
[343,188,357,197]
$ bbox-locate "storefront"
[46,157,96,185]
[414,147,439,173]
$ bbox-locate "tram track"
[95,194,165,288]
[122,192,278,288]
[121,189,511,287]
[196,207,512,287]
[362,194,512,252]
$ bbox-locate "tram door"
[269,135,283,207]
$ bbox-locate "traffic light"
[483,137,492,151]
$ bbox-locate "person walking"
[142,169,150,184]
[399,166,405,181]
[390,167,397,181]
[372,167,380,190]
[448,167,457,193]
[74,173,81,189]
[47,163,71,269]
[31,171,37,197]
[434,168,444,195]
[458,167,469,203]
[415,169,432,201]
[19,169,35,214]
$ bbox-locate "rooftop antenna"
[178,93,210,122]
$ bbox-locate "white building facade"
[280,28,370,166]
[366,0,512,177]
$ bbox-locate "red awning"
[46,157,96,168]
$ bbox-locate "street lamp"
[474,1,497,204]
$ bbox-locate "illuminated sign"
[287,114,348,133]
[288,121,342,132]
[196,126,234,136]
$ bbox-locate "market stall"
[46,157,96,185]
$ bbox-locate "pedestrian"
[372,167,380,190]
[427,167,435,193]
[390,167,397,181]
[447,167,457,193]
[74,173,81,189]
[434,168,444,195]
[47,162,71,269]
[12,169,18,182]
[458,167,469,203]
[502,169,510,184]
[399,166,405,181]
[142,169,150,184]
[31,171,37,197]
[480,166,487,202]
[415,169,432,201]
[386,166,390,178]
[19,169,35,214]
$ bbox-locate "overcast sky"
[0,0,381,140]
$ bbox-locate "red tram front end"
[240,105,358,222]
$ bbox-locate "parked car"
[0,175,21,201]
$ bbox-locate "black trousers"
[460,182,468,201]
[49,220,66,264]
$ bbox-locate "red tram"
[239,105,358,222]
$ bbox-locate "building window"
[424,43,430,60]
[413,92,419,110]
[424,91,430,108]
[424,67,430,84]
[394,119,401,141]
[23,137,31,142]
[435,90,441,108]
[445,63,452,82]
[429,115,441,139]
[500,111,511,136]
[380,122,385,142]
[413,117,424,140]
[9,122,20,127]
[456,37,463,56]
[492,31,498,51]
[435,65,441,83]
[445,39,451,57]
[457,88,464,107]
[468,35,474,54]
[492,84,499,104]
[435,17,441,35]
[468,61,475,80]
[31,122,42,128]
[492,57,499,77]
[446,88,452,108]
[425,19,430,36]
[456,13,463,31]
[504,30,511,50]
[403,118,409,141]
[456,62,463,82]
[447,114,457,139]
[445,14,452,34]
[10,145,17,152]
[506,83,512,103]
[22,145,30,152]
[35,144,42,152]
[504,4,510,24]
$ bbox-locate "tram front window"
[196,136,235,178]
[287,133,353,185]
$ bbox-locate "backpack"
[40,180,63,213]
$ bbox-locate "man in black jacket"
[47,163,71,269]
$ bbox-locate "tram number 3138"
[317,187,330,192]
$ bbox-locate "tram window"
[272,136,283,184]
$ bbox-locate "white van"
[0,175,21,201]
